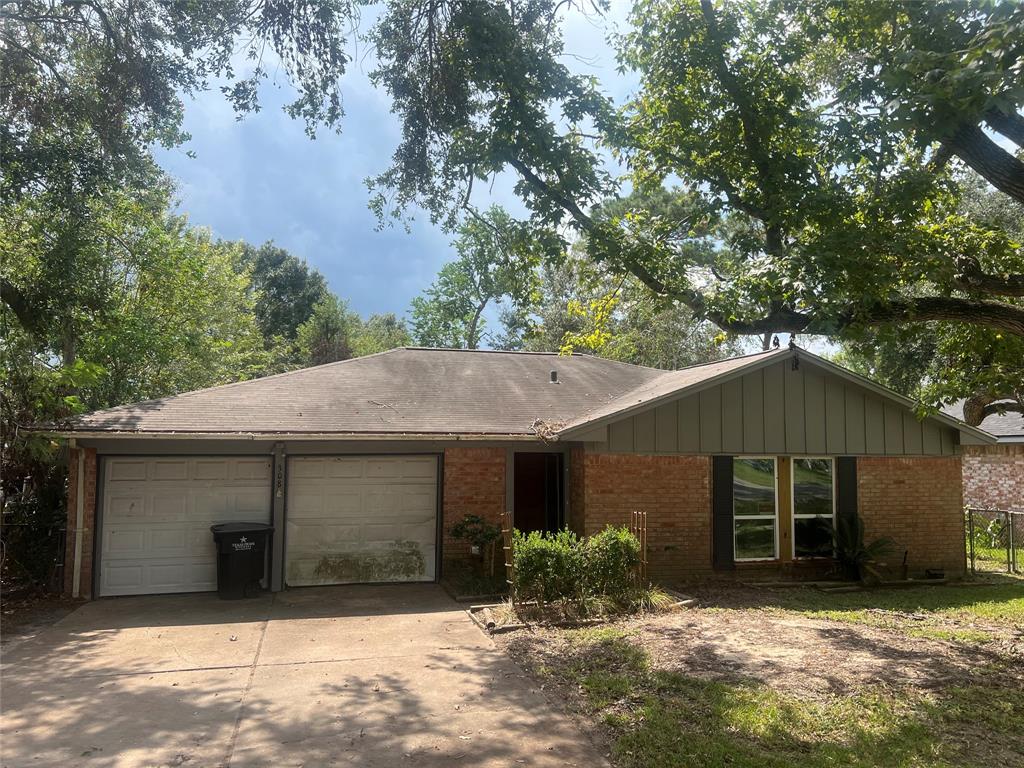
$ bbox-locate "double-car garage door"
[99,455,438,596]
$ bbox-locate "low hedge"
[512,525,642,608]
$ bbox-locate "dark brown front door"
[513,453,564,534]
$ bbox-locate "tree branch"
[954,255,1024,297]
[0,278,42,335]
[946,122,1024,204]
[985,107,1024,149]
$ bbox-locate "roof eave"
[39,429,545,442]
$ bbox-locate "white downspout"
[71,440,85,598]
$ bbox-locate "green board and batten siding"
[600,360,959,457]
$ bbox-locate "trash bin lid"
[210,522,275,534]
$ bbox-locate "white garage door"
[285,456,438,586]
[100,457,272,596]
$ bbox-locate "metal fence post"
[1009,511,1017,574]
[968,506,975,575]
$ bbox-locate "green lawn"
[749,578,1024,627]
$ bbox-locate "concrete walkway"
[1,585,606,767]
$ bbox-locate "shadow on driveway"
[1,584,605,767]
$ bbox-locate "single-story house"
[50,345,995,599]
[943,401,1024,512]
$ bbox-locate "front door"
[513,452,564,534]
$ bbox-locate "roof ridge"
[402,346,579,357]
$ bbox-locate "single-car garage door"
[286,456,438,586]
[100,456,272,596]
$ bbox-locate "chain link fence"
[966,507,1022,574]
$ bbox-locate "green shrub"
[512,526,645,611]
[512,528,584,605]
[582,526,641,603]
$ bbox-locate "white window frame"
[732,456,779,562]
[790,456,837,560]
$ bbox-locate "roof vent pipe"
[550,370,559,384]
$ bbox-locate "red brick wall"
[961,445,1024,512]
[63,447,98,599]
[857,456,965,577]
[442,447,506,565]
[577,451,713,581]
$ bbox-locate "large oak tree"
[366,0,1024,420]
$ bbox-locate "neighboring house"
[49,345,994,599]
[943,401,1024,512]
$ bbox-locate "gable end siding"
[592,360,961,457]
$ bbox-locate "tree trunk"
[466,300,488,350]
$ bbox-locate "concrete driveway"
[1,585,605,767]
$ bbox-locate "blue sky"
[154,3,635,320]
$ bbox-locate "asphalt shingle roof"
[942,400,1024,441]
[63,348,669,436]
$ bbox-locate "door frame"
[507,445,571,533]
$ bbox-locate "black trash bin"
[210,522,274,599]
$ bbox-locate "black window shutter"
[836,457,858,527]
[712,456,734,570]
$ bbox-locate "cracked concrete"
[1,584,605,767]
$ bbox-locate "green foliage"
[512,529,585,606]
[0,175,269,586]
[364,0,1023,414]
[582,526,642,601]
[834,515,897,583]
[296,295,360,367]
[240,242,329,343]
[449,514,502,551]
[352,313,412,357]
[532,252,744,367]
[410,207,543,349]
[512,526,646,611]
[1,0,354,210]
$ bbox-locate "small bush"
[512,526,649,614]
[582,526,641,603]
[512,528,584,606]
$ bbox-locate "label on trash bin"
[232,536,256,551]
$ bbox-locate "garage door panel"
[107,459,148,482]
[325,459,365,478]
[235,459,272,480]
[153,495,189,520]
[100,457,271,596]
[286,456,438,587]
[194,459,229,480]
[152,460,189,481]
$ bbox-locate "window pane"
[795,517,834,558]
[735,519,776,559]
[733,459,776,516]
[793,458,833,517]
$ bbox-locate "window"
[792,458,835,558]
[733,458,777,560]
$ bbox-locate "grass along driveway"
[499,577,1024,768]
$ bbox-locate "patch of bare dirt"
[497,592,1022,703]
[1,588,77,646]
[621,609,1003,699]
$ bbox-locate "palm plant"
[834,515,896,583]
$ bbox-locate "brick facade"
[63,447,98,599]
[961,444,1024,512]
[570,449,967,582]
[857,456,965,577]
[441,447,506,567]
[572,451,713,581]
